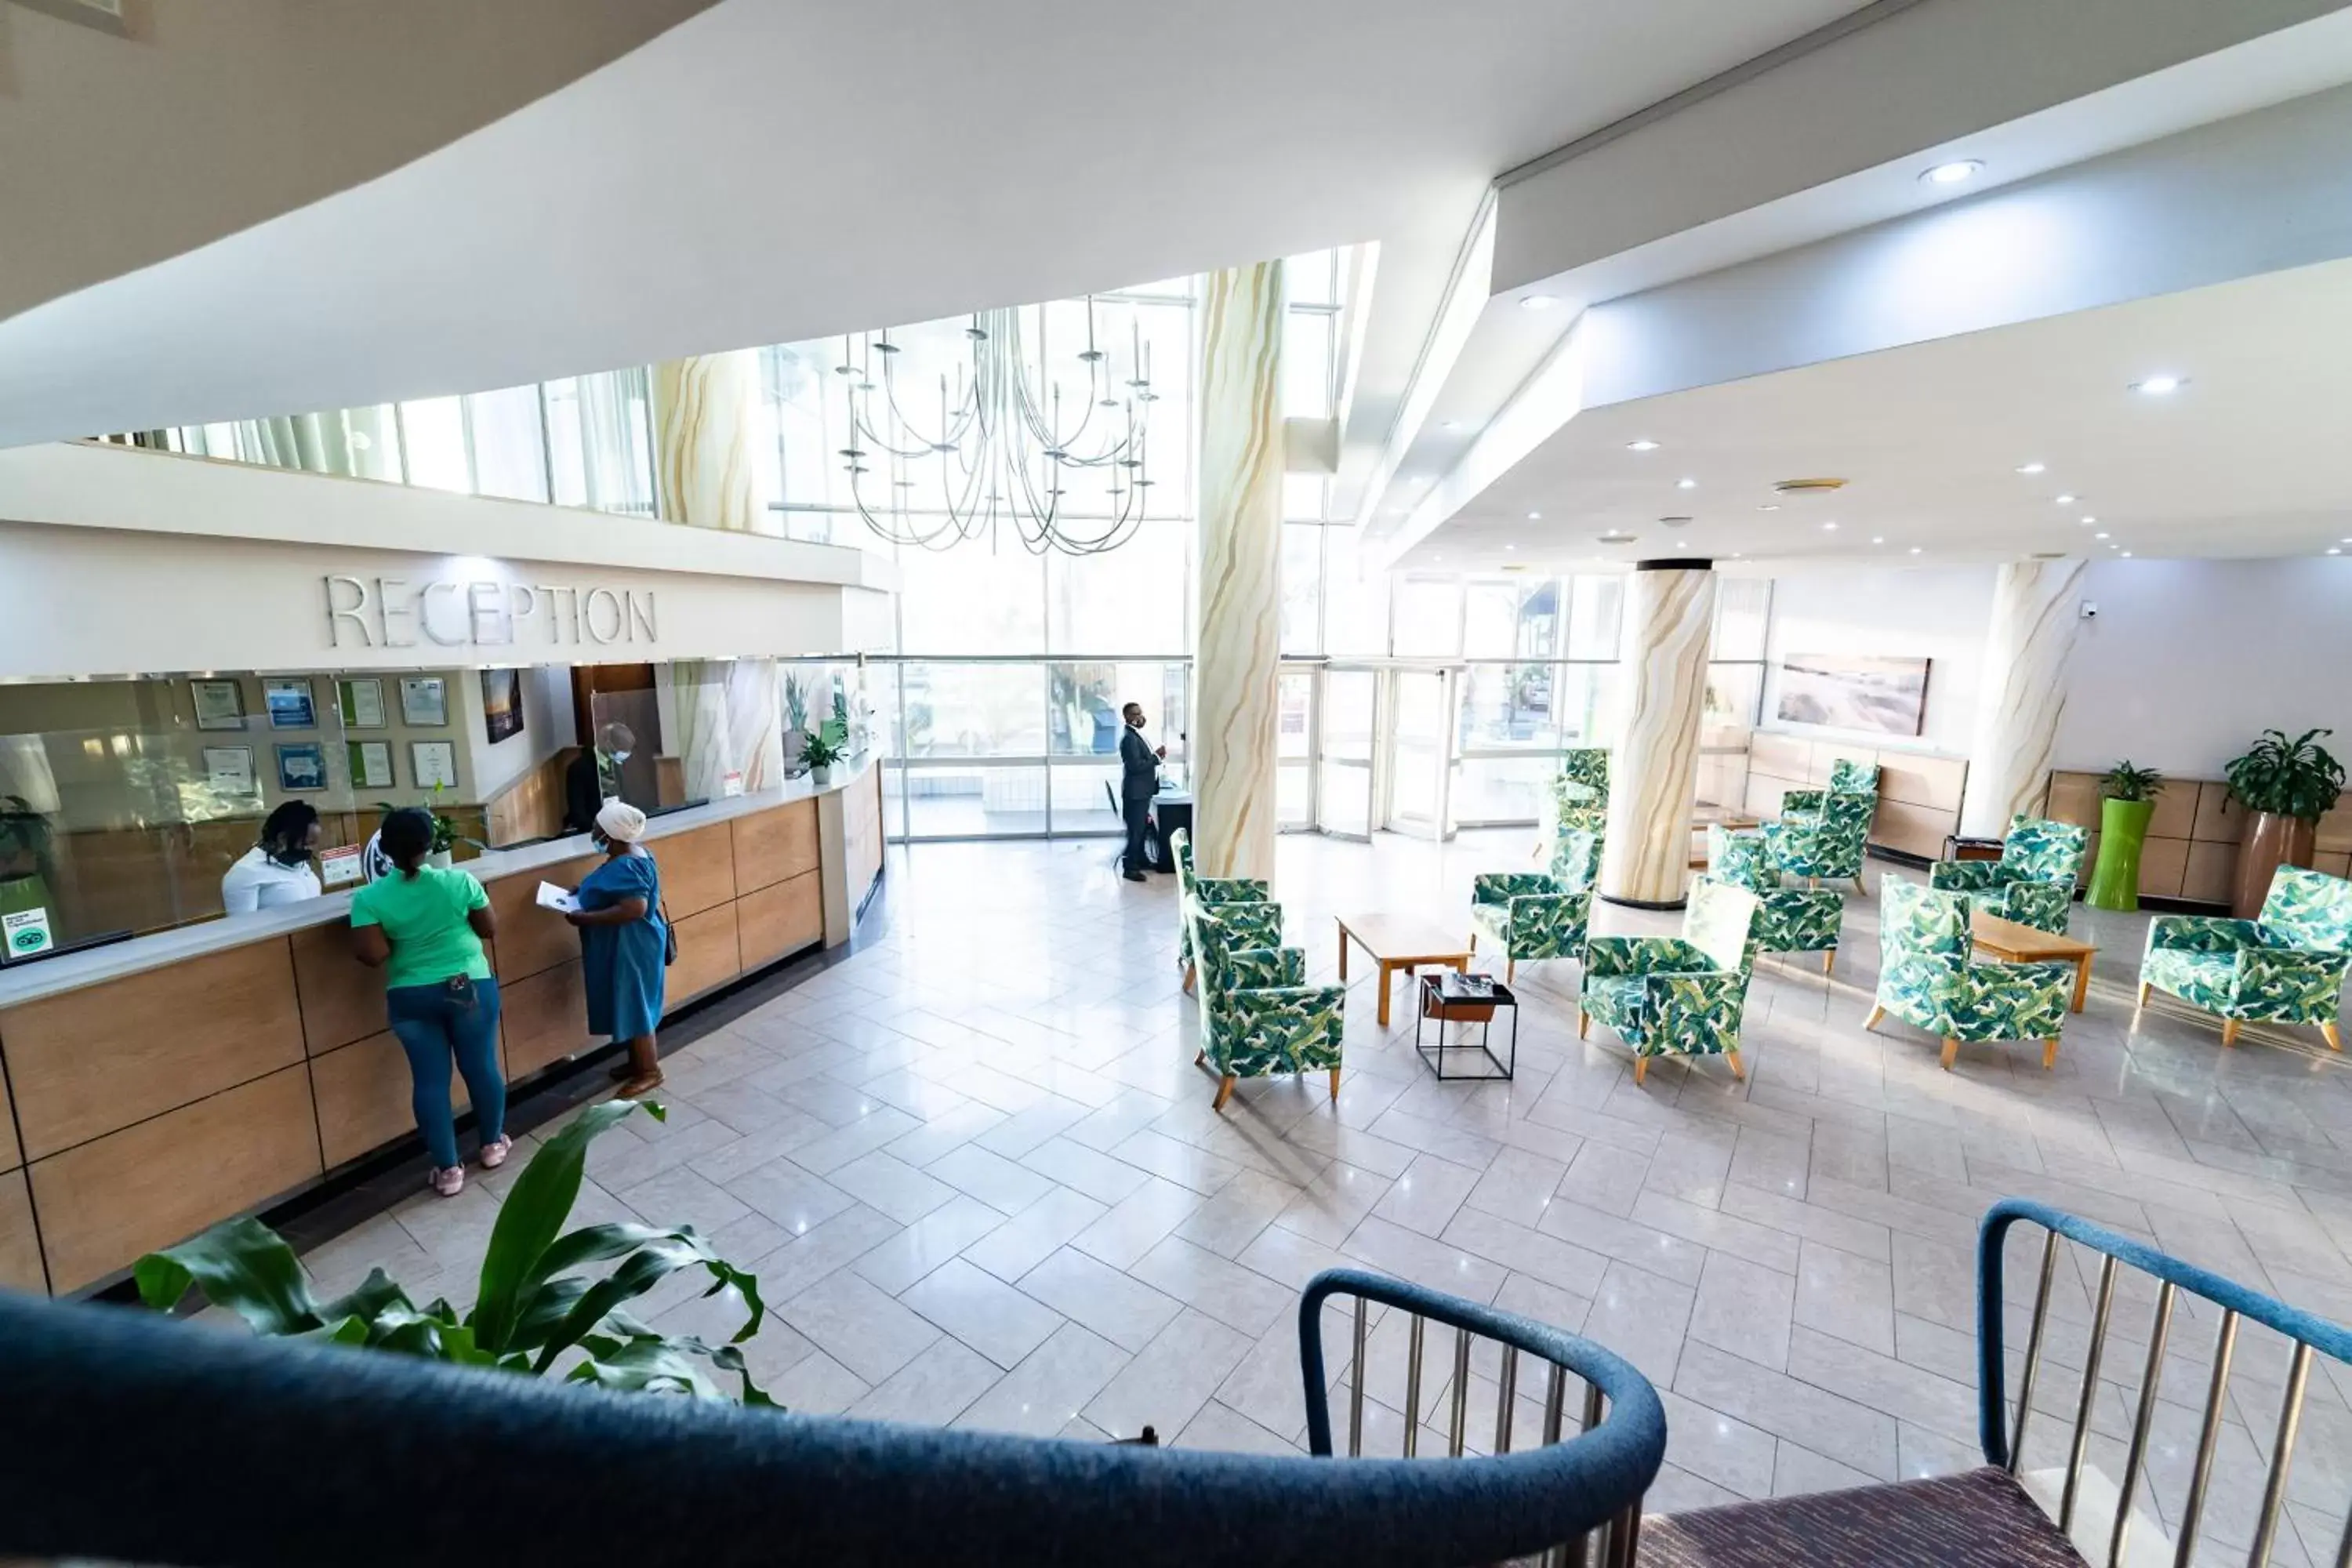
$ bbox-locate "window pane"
[898,546,1044,655]
[1283,310,1334,419]
[400,397,470,492]
[1278,761,1312,826]
[1047,662,1177,756]
[464,385,548,503]
[898,764,1047,837]
[1045,520,1185,654]
[1322,670,1376,761]
[1714,577,1771,662]
[1283,472,1327,521]
[1285,250,1339,307]
[896,664,1045,757]
[1704,662,1764,733]
[545,368,653,516]
[1556,662,1619,746]
[1459,662,1562,751]
[1454,756,1557,826]
[1392,579,1461,658]
[1323,528,1392,657]
[1278,669,1313,760]
[1566,574,1624,661]
[1049,760,1126,833]
[1280,524,1323,655]
[1318,763,1370,835]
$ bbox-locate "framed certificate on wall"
[348,740,395,790]
[191,679,245,731]
[202,746,256,797]
[263,677,318,730]
[398,676,448,728]
[339,677,387,729]
[410,740,458,790]
[275,742,328,792]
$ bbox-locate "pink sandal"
[429,1165,466,1198]
[478,1135,514,1170]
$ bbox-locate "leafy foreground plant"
[136,1100,777,1405]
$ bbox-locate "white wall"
[2060,557,2352,776]
[464,665,578,801]
[1759,564,1996,755]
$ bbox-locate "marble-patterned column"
[1602,561,1718,907]
[1961,557,2085,836]
[1192,260,1285,882]
[664,657,782,801]
[651,350,766,532]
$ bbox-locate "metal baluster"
[1495,1345,1519,1455]
[2009,1229,2063,1472]
[2248,1342,2314,1568]
[2109,1281,2176,1568]
[1582,1380,1606,1432]
[2062,1254,2120,1534]
[1403,1315,1425,1458]
[1448,1327,1472,1456]
[1348,1295,1367,1458]
[2172,1309,2240,1568]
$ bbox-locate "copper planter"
[2234,811,2318,917]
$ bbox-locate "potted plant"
[800,729,847,788]
[2224,728,2346,916]
[2084,761,2163,912]
[373,784,487,870]
[782,673,811,768]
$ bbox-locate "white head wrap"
[595,798,648,844]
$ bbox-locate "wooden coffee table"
[1337,913,1473,1027]
[1970,909,2096,1013]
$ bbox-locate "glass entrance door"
[1385,667,1455,838]
[1316,667,1377,840]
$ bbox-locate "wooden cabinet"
[733,800,819,894]
[0,1171,42,1294]
[739,870,823,969]
[655,823,739,920]
[486,854,599,982]
[670,903,743,1004]
[312,1030,470,1171]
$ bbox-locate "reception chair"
[1702,824,1844,975]
[1928,812,2087,935]
[1577,878,1759,1086]
[1183,889,1345,1112]
[1469,829,1599,982]
[1171,828,1270,990]
[1539,749,1611,866]
[1867,877,2071,1071]
[2137,864,2352,1050]
[1761,758,1878,892]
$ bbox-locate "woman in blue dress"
[566,799,667,1097]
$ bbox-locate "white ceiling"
[0,0,1871,448]
[1396,256,2352,574]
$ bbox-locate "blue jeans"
[385,978,506,1171]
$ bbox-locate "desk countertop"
[0,752,880,1009]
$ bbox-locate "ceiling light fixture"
[1822,521,1839,532]
[2080,517,2097,525]
[1627,439,1660,452]
[1676,477,1697,491]
[1908,547,1922,555]
[2330,548,2344,557]
[1758,504,1780,513]
[2054,494,2077,506]
[1871,535,1885,544]
[1526,510,1542,520]
[1675,542,1689,550]
[2122,551,2134,557]
[2016,462,2045,475]
[1520,294,1558,311]
[2131,375,2185,396]
[1920,159,1984,185]
[2095,532,2110,540]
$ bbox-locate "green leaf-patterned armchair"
[1703,825,1844,974]
[2136,866,2352,1051]
[1540,750,1612,862]
[1171,828,1271,985]
[1468,832,1599,982]
[1867,877,2071,1072]
[1577,878,1759,1086]
[1761,759,1878,891]
[1183,891,1346,1112]
[1928,814,2087,935]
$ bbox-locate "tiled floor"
[296,830,2352,1564]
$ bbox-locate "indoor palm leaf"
[136,1099,776,1406]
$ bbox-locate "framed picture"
[275,742,329,792]
[202,746,256,797]
[348,739,396,791]
[398,676,448,728]
[263,677,317,730]
[410,739,458,790]
[191,679,245,731]
[1774,653,1933,736]
[481,668,524,744]
[338,677,387,729]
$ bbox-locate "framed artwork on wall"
[481,668,524,744]
[1774,653,1932,736]
[398,676,448,728]
[275,742,329,792]
[410,740,459,790]
[263,677,317,730]
[191,679,245,731]
[338,677,387,729]
[348,740,396,791]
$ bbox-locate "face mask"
[609,750,632,763]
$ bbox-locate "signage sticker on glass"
[318,845,365,889]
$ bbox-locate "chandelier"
[835,296,1160,555]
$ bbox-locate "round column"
[1960,557,2085,836]
[1602,560,1718,908]
[651,350,765,533]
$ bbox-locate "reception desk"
[0,756,886,1297]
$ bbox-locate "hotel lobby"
[6,2,2352,1563]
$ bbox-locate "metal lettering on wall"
[324,576,659,650]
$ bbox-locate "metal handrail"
[0,1271,1663,1568]
[1978,1197,2352,1567]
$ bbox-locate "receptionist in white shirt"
[220,802,325,913]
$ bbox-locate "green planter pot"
[2085,797,2155,912]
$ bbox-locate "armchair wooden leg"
[1864,1004,1885,1031]
[1725,1050,1744,1081]
[2042,1037,2060,1070]
[1329,1067,1342,1099]
[2220,1018,2242,1049]
[1939,1037,1961,1071]
[1577,1010,1591,1040]
[1211,1074,1237,1112]
[2325,1022,2343,1052]
[1194,1050,1206,1066]
[1506,956,1517,983]
[1182,963,1196,995]
[1853,874,1868,896]
[1632,1056,1649,1087]
[1822,949,1836,975]
[2136,982,2151,1009]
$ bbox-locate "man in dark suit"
[1118,701,1164,882]
[564,722,654,835]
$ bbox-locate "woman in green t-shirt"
[350,808,509,1198]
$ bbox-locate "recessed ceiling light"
[1920,159,1984,185]
[2055,494,2077,506]
[1675,542,1689,550]
[1758,504,1780,513]
[2131,375,2185,395]
[1908,546,1922,555]
[1526,510,1542,521]
[2122,551,2133,557]
[1821,521,1839,532]
[1627,439,1660,452]
[1871,535,1885,544]
[2331,549,2344,557]
[2079,517,2097,525]
[1519,294,1557,311]
[2016,462,2045,475]
[1676,477,1697,490]
[2094,532,2109,540]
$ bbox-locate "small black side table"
[1416,971,1517,1081]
